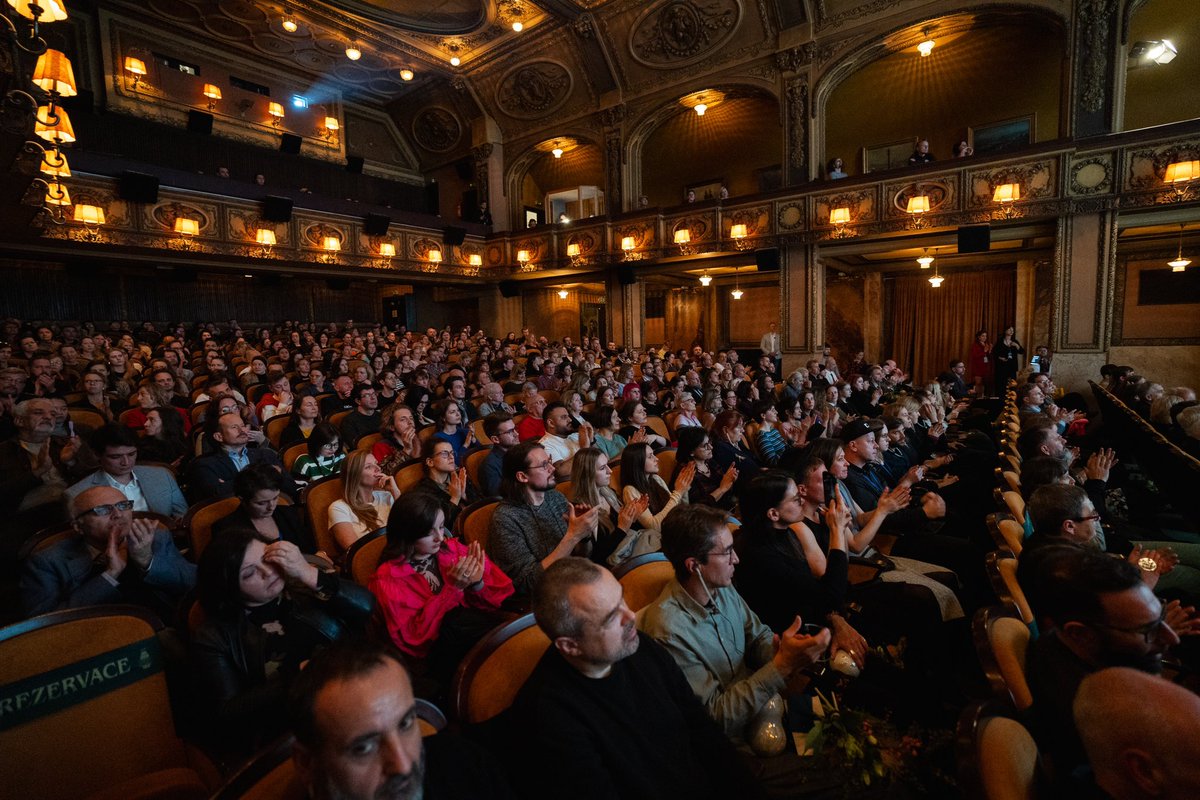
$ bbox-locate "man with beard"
[290,638,511,800]
[1020,545,1182,785]
[509,558,766,799]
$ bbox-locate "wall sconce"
[173,217,199,249]
[829,207,853,238]
[202,83,221,111]
[906,194,930,229]
[674,228,695,255]
[71,203,105,242]
[420,247,442,272]
[1169,224,1191,272]
[1164,160,1198,203]
[992,182,1021,220]
[621,236,644,262]
[267,102,285,127]
[464,253,482,276]
[916,248,934,269]
[698,271,712,286]
[729,223,752,251]
[124,56,147,90]
[318,115,339,140]
[33,47,75,99]
[516,248,536,271]
[40,149,69,178]
[378,241,395,259]
[566,242,586,268]
[557,288,568,299]
[254,227,276,257]
[319,235,341,263]
[7,0,69,49]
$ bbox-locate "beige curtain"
[889,268,1015,383]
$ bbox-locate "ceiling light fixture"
[558,288,568,299]
[1169,224,1191,272]
[730,266,743,300]
[345,41,361,60]
[450,55,460,66]
[694,103,707,116]
[282,17,297,33]
[400,68,414,81]
[917,39,935,57]
[552,147,563,158]
[917,248,934,269]
[928,259,944,287]
[512,21,523,32]
[699,272,712,287]
[679,89,724,117]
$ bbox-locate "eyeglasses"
[704,545,737,562]
[1070,514,1102,523]
[1091,609,1168,644]
[526,459,555,472]
[75,500,134,520]
[433,450,456,460]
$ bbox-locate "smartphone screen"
[822,471,837,505]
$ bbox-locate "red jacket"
[369,538,514,658]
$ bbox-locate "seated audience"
[749,399,789,466]
[66,423,187,518]
[514,392,547,441]
[430,397,475,466]
[73,369,124,421]
[21,485,196,618]
[292,422,346,483]
[277,394,322,450]
[672,427,739,510]
[539,401,587,479]
[619,400,668,450]
[213,463,314,552]
[339,384,381,450]
[478,411,518,497]
[137,405,191,467]
[620,442,693,531]
[510,557,769,799]
[369,491,512,679]
[411,437,478,530]
[486,441,600,595]
[588,404,630,461]
[569,446,650,567]
[255,371,294,421]
[187,411,293,503]
[328,450,400,552]
[289,637,514,800]
[372,402,421,472]
[192,528,373,754]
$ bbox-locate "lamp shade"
[268,102,285,118]
[730,223,748,239]
[124,56,147,76]
[992,183,1021,203]
[174,218,199,236]
[699,273,712,286]
[566,243,580,257]
[33,49,77,97]
[516,249,529,263]
[1165,160,1200,184]
[468,253,482,266]
[35,106,74,143]
[379,242,396,257]
[44,182,70,206]
[621,236,636,251]
[255,228,276,246]
[906,195,931,214]
[674,229,691,244]
[73,204,105,225]
[9,0,68,21]
[829,207,851,225]
[928,274,945,287]
[40,150,70,178]
[321,236,341,252]
[202,84,222,100]
[558,289,568,299]
[427,248,442,263]
[324,116,339,131]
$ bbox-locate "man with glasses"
[1020,545,1184,786]
[640,505,833,794]
[20,485,196,618]
[479,412,519,496]
[486,440,600,595]
[339,383,380,449]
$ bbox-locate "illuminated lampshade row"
[1164,160,1199,184]
[10,0,70,22]
[321,236,341,252]
[124,56,147,76]
[378,242,396,258]
[34,106,75,143]
[174,218,199,236]
[40,150,70,178]
[73,204,105,225]
[32,49,77,97]
[255,228,276,246]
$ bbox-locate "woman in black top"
[671,427,738,511]
[992,325,1025,391]
[212,464,315,552]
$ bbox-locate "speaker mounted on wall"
[498,280,520,298]
[346,156,364,174]
[618,266,637,285]
[279,133,302,155]
[363,213,391,236]
[442,226,467,246]
[118,171,159,204]
[262,195,294,223]
[754,247,781,272]
[187,110,213,135]
[957,224,992,254]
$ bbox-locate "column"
[1050,211,1118,391]
[1070,0,1121,137]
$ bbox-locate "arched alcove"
[821,13,1067,178]
[505,136,605,227]
[1123,0,1200,130]
[635,89,782,205]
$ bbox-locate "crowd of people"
[2,313,1198,798]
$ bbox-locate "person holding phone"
[328,450,400,552]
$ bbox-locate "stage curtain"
[889,268,1015,384]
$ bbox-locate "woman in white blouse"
[328,450,400,551]
[619,442,694,531]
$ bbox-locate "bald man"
[20,485,196,619]
[1074,668,1200,799]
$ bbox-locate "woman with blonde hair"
[328,450,400,551]
[570,447,650,567]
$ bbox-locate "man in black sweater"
[511,557,767,800]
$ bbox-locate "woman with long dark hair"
[370,492,512,681]
[672,427,738,510]
[138,405,190,467]
[620,442,693,531]
[992,324,1024,391]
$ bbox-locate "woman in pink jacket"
[369,490,513,683]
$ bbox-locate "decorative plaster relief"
[412,107,463,152]
[496,61,573,119]
[884,179,956,219]
[629,0,742,68]
[1069,154,1114,196]
[1125,142,1200,191]
[967,160,1057,207]
[775,201,805,231]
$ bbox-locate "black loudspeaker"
[326,278,350,291]
[262,195,294,223]
[424,182,440,215]
[442,226,467,246]
[958,224,991,254]
[453,157,474,181]
[618,266,637,285]
[279,133,302,154]
[118,171,159,203]
[755,247,781,272]
[187,110,213,135]
[346,156,364,174]
[364,213,391,236]
[499,280,520,298]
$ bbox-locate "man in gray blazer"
[66,425,188,519]
[20,485,197,620]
